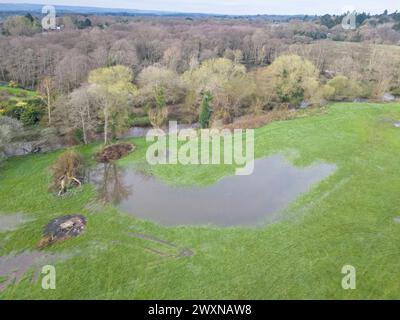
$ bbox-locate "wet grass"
[0,102,400,299]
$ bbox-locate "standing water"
[89,155,336,227]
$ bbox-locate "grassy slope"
[0,102,400,299]
[0,87,38,98]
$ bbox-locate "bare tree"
[68,85,97,144]
[39,76,56,125]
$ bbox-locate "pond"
[88,155,336,227]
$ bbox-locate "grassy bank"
[0,86,38,98]
[1,102,400,299]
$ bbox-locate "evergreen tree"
[199,91,212,129]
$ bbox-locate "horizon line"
[0,2,395,17]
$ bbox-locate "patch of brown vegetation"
[95,143,135,163]
[224,107,296,130]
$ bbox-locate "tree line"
[0,14,400,160]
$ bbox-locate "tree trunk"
[81,113,87,145]
[46,84,51,125]
[104,108,108,145]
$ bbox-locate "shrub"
[3,98,44,125]
[267,55,320,107]
[73,128,85,144]
[323,76,362,101]
[129,116,151,127]
[3,101,25,119]
[20,104,43,126]
[391,88,400,97]
[148,87,169,128]
[8,81,19,88]
[148,107,168,128]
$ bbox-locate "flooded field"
[89,155,336,227]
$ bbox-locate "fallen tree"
[50,150,84,196]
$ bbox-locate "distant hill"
[0,3,305,20]
[0,3,174,15]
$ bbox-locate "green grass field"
[0,102,400,299]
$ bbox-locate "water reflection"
[88,163,132,205]
[89,155,336,227]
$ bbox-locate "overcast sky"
[1,0,399,15]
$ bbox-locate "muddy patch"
[0,251,73,292]
[38,215,87,249]
[95,143,135,163]
[0,213,32,232]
